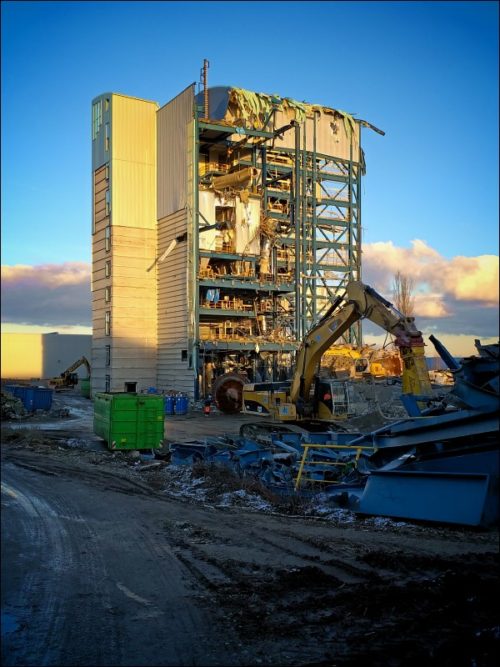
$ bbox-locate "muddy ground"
[1,388,499,666]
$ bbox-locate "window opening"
[105,225,111,252]
[105,345,111,367]
[105,375,111,392]
[105,311,111,336]
[92,100,103,140]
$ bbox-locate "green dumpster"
[80,377,91,398]
[93,392,164,450]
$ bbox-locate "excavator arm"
[62,356,91,378]
[290,281,432,404]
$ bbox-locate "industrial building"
[91,69,382,400]
[1,332,91,381]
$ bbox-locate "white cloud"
[361,240,499,357]
[362,240,499,321]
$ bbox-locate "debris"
[138,462,163,472]
[1,390,28,420]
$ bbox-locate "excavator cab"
[314,379,351,420]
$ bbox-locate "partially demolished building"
[91,81,381,398]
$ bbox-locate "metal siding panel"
[157,85,195,220]
[111,95,158,230]
[157,210,192,392]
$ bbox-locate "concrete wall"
[1,333,91,380]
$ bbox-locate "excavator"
[321,343,403,380]
[242,280,432,425]
[48,356,91,390]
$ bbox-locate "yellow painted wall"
[111,94,158,230]
[1,333,43,379]
[1,333,92,380]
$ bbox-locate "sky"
[1,0,499,356]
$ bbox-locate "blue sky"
[1,0,499,354]
[2,0,498,264]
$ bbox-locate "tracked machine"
[241,280,432,431]
[48,356,91,390]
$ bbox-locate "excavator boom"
[242,280,432,423]
[291,281,431,404]
[49,356,91,389]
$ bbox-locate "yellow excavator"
[242,280,432,424]
[322,343,403,380]
[48,356,91,390]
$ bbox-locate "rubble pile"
[1,390,27,420]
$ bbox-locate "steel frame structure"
[189,104,363,398]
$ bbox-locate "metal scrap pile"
[169,340,499,527]
[169,429,363,496]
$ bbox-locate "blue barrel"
[164,395,175,415]
[147,387,157,394]
[174,395,188,415]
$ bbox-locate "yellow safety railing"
[294,443,376,491]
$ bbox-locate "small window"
[181,350,188,361]
[105,286,111,303]
[92,100,103,140]
[105,123,110,152]
[105,374,111,392]
[105,163,110,181]
[105,189,111,216]
[105,311,111,336]
[105,260,111,278]
[105,225,111,252]
[104,98,110,112]
[125,382,137,393]
[105,345,111,367]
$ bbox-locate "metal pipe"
[301,119,307,334]
[312,110,318,321]
[203,59,209,119]
[294,121,301,340]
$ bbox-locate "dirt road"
[2,430,499,667]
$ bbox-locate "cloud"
[363,239,499,336]
[1,262,91,327]
[362,239,499,321]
